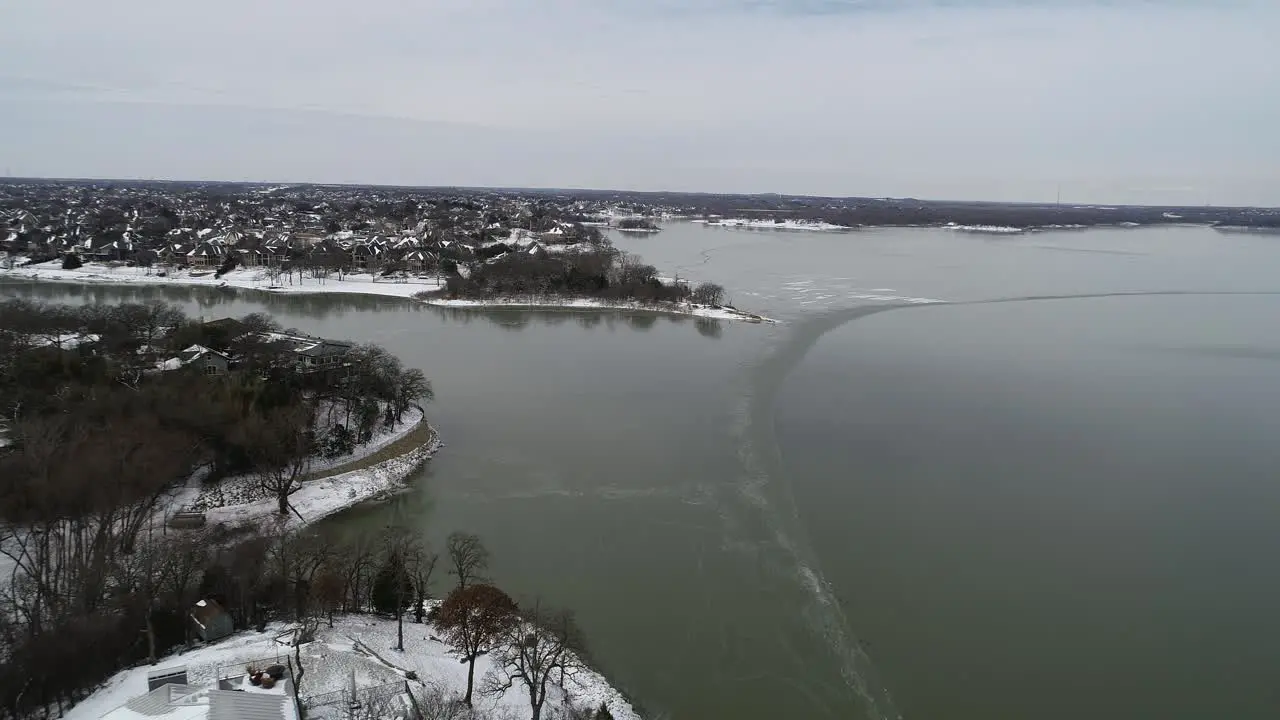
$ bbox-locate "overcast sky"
[2,0,1276,205]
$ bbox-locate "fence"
[302,679,420,720]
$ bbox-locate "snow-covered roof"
[31,333,100,350]
[99,681,296,720]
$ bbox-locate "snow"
[943,223,1027,234]
[0,261,445,299]
[67,613,640,720]
[418,295,775,323]
[2,259,776,324]
[691,218,852,232]
[201,422,439,533]
[308,405,425,474]
[30,332,101,350]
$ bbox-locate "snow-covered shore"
[943,223,1028,234]
[204,422,441,534]
[66,612,641,720]
[0,260,443,298]
[418,294,775,323]
[0,261,774,322]
[692,218,852,232]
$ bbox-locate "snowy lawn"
[1,260,774,322]
[418,295,774,323]
[66,613,640,720]
[202,427,440,533]
[0,260,444,299]
[691,218,853,231]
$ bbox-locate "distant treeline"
[429,248,726,307]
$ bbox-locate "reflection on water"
[0,279,727,339]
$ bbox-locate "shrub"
[320,424,356,458]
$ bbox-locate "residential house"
[187,240,225,267]
[100,660,300,720]
[401,249,435,274]
[350,240,383,271]
[164,344,232,375]
[290,338,352,378]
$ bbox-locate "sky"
[1,0,1277,205]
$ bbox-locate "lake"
[5,222,1280,719]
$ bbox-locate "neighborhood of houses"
[0,181,674,280]
[34,320,354,382]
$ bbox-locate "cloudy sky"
[2,0,1276,204]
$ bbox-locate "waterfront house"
[172,344,232,376]
[101,658,300,720]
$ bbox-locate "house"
[350,240,383,270]
[401,249,434,273]
[187,240,224,267]
[189,599,234,642]
[162,344,232,375]
[101,661,300,720]
[290,339,352,377]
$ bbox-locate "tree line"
[433,248,726,308]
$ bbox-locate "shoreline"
[415,293,775,323]
[202,418,442,534]
[0,262,776,323]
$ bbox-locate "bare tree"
[293,615,321,699]
[690,282,726,306]
[435,584,518,706]
[394,368,433,423]
[312,565,346,628]
[382,526,422,651]
[484,600,587,720]
[242,404,315,516]
[446,532,489,590]
[413,547,440,624]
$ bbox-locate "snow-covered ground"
[0,260,444,299]
[181,406,427,512]
[309,405,424,474]
[943,223,1027,234]
[68,613,640,720]
[418,295,775,323]
[0,260,774,322]
[691,218,852,232]
[203,426,440,533]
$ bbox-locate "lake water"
[6,223,1280,719]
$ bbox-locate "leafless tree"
[242,404,315,516]
[446,532,490,590]
[412,547,439,624]
[292,615,321,699]
[382,526,422,651]
[484,600,587,720]
[690,282,726,306]
[270,530,335,621]
[158,532,211,647]
[312,564,346,628]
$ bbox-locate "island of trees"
[425,247,726,309]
